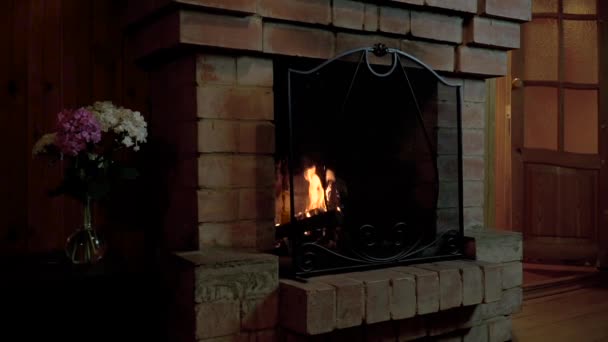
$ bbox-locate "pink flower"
[55,108,101,156]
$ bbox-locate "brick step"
[279,260,523,336]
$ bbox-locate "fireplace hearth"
[273,45,464,277]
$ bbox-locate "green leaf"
[87,180,111,200]
[118,167,139,180]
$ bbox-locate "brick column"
[436,78,488,232]
[196,54,276,251]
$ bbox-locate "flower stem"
[83,195,92,230]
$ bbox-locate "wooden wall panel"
[27,0,66,253]
[524,163,599,263]
[92,0,124,102]
[559,168,597,239]
[599,0,608,268]
[10,0,32,254]
[0,0,28,255]
[525,164,598,240]
[1,0,149,257]
[526,164,559,237]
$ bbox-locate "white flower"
[114,108,147,150]
[32,133,57,155]
[87,101,119,132]
[87,101,148,151]
[122,136,134,147]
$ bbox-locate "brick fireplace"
[126,0,530,341]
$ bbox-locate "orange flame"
[304,166,327,212]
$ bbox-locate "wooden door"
[511,0,606,265]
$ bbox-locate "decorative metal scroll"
[277,44,465,277]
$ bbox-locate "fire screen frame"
[276,44,465,278]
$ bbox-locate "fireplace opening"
[273,45,464,277]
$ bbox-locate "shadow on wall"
[102,136,177,264]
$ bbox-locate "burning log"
[275,209,344,246]
[325,168,340,211]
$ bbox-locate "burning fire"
[275,162,343,225]
[300,165,341,218]
[304,166,327,213]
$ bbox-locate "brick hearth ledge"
[172,228,522,342]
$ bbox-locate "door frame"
[598,1,608,268]
[487,56,513,231]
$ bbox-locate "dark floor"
[0,253,168,341]
[1,259,603,341]
[522,262,600,300]
[514,277,608,341]
[523,263,597,286]
[515,263,608,341]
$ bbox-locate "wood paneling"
[524,163,598,262]
[526,165,597,239]
[0,0,149,256]
[493,54,513,230]
[598,0,608,268]
[0,0,28,254]
[559,168,597,239]
[27,0,65,254]
[526,164,559,237]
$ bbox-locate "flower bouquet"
[32,101,147,264]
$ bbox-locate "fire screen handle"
[365,48,399,77]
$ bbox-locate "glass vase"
[65,196,106,264]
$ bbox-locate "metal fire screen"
[274,44,464,278]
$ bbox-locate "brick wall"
[435,78,487,233]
